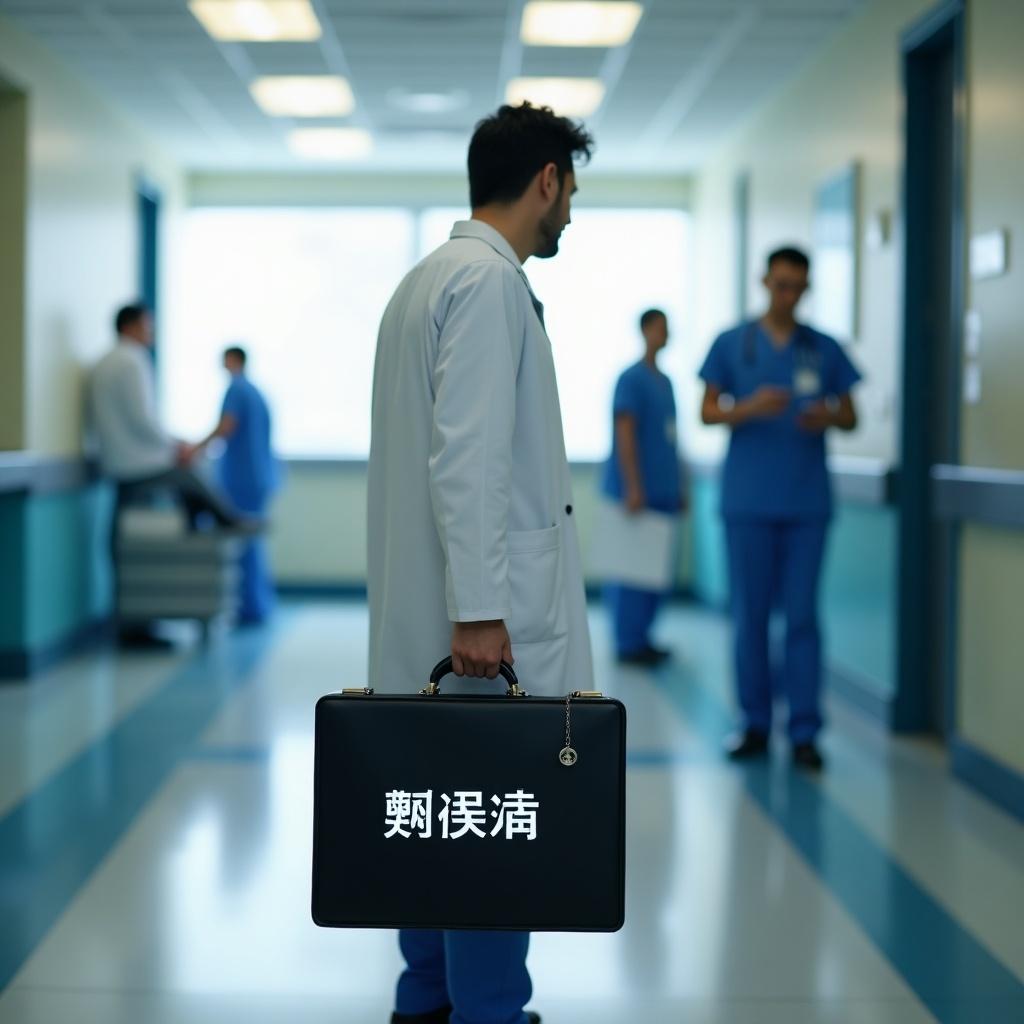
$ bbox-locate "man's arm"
[120,356,174,452]
[614,413,645,513]
[796,393,858,433]
[428,262,524,679]
[701,383,791,427]
[190,412,238,456]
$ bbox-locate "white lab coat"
[89,339,175,479]
[367,220,593,696]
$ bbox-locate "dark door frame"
[136,177,162,367]
[894,0,966,733]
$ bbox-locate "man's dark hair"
[115,302,148,334]
[767,246,811,273]
[224,346,247,366]
[640,308,667,332]
[468,102,594,208]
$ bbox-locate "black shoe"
[793,743,825,771]
[118,627,175,651]
[390,1007,451,1023]
[526,1014,541,1023]
[724,730,769,760]
[617,646,667,667]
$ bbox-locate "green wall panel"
[688,473,897,699]
[0,491,26,648]
[25,485,112,648]
[822,504,898,698]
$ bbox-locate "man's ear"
[538,162,560,201]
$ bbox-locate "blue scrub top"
[217,374,279,510]
[601,361,681,513]
[699,322,861,521]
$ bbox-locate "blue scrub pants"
[725,519,828,744]
[604,584,663,657]
[226,491,275,623]
[396,929,532,1024]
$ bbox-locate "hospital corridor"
[1,2,1023,1023]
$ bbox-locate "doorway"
[137,182,161,364]
[895,0,965,735]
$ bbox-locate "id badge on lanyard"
[793,339,822,397]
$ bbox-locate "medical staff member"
[196,346,279,624]
[699,246,861,771]
[369,102,594,1024]
[601,309,684,665]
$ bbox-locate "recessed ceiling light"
[521,1,643,47]
[387,88,470,115]
[188,0,321,42]
[506,77,606,117]
[251,76,355,117]
[288,127,374,161]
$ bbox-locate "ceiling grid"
[0,0,867,172]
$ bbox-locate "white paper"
[589,499,677,591]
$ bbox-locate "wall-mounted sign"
[969,228,1009,280]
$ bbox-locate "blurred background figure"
[194,345,280,625]
[600,309,685,666]
[90,302,245,532]
[699,247,861,771]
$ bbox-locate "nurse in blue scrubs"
[198,346,280,623]
[699,247,861,770]
[601,308,684,665]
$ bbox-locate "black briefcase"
[311,657,626,932]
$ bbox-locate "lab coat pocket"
[507,524,567,644]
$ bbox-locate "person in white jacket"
[368,102,595,1024]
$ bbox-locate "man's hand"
[625,483,645,515]
[451,620,513,679]
[176,441,199,465]
[796,400,834,434]
[743,385,791,420]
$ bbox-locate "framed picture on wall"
[812,162,860,342]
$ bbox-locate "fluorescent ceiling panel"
[506,77,606,117]
[288,128,374,161]
[189,0,321,42]
[521,1,643,47]
[251,76,355,117]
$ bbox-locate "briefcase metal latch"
[342,687,375,696]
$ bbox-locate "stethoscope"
[742,320,820,370]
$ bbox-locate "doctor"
[368,102,595,1024]
[699,246,861,771]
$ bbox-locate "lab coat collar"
[450,219,545,324]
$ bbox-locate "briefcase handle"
[422,656,525,698]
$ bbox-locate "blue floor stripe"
[652,663,1024,1023]
[187,745,272,763]
[0,625,278,992]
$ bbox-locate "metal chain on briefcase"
[560,693,579,767]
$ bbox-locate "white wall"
[686,0,939,465]
[0,13,185,457]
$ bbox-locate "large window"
[167,205,691,460]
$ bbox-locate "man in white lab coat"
[368,103,595,1024]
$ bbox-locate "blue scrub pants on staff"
[228,493,275,623]
[397,929,532,1024]
[725,519,828,744]
[603,584,663,657]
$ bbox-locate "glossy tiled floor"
[1,602,1022,1023]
